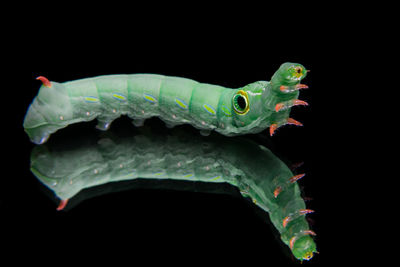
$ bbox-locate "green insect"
[30,129,317,261]
[24,62,309,144]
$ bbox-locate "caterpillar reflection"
[24,62,309,144]
[30,129,317,261]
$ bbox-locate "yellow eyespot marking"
[233,90,250,115]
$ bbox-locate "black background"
[1,5,360,265]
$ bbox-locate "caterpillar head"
[230,62,308,132]
[271,62,308,89]
[291,235,317,261]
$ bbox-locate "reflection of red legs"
[269,124,278,136]
[289,230,316,250]
[283,209,315,228]
[57,199,69,211]
[287,118,303,126]
[274,174,306,198]
[273,186,282,198]
[290,173,306,183]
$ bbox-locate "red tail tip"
[36,76,52,88]
[56,199,69,211]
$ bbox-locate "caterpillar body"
[30,128,317,261]
[24,62,309,144]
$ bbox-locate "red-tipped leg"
[56,199,69,211]
[275,103,285,112]
[283,216,291,228]
[275,99,308,112]
[290,173,306,183]
[279,85,289,92]
[36,76,52,88]
[299,209,315,215]
[295,84,309,90]
[273,186,282,198]
[303,230,316,236]
[280,84,308,92]
[287,118,303,126]
[289,230,316,250]
[270,124,278,136]
[293,99,309,107]
[283,209,315,228]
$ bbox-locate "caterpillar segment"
[24,62,309,144]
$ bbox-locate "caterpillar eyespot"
[232,90,249,115]
[24,62,309,144]
[29,128,317,261]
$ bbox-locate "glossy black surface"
[1,25,346,264]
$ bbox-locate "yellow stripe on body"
[175,98,188,110]
[143,93,157,103]
[84,96,99,103]
[112,93,127,101]
[209,175,222,181]
[203,104,216,115]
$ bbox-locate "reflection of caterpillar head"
[291,233,318,261]
[230,62,308,133]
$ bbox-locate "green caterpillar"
[24,62,309,144]
[30,129,317,261]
